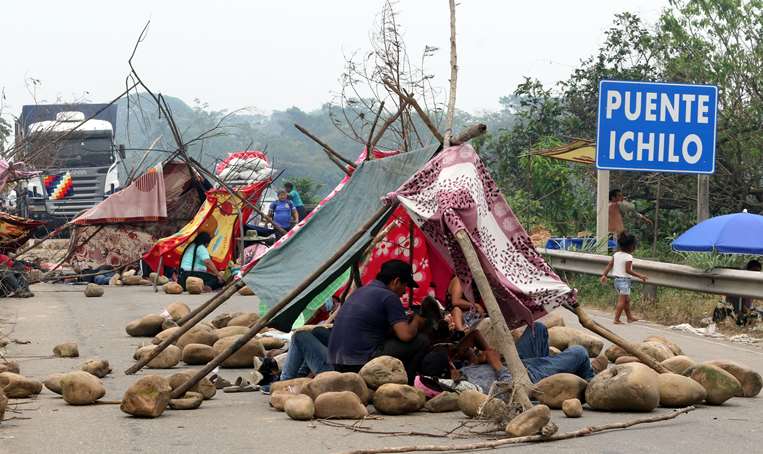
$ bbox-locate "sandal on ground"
[223,377,259,393]
[210,374,233,389]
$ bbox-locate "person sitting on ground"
[724,259,762,325]
[328,259,430,383]
[268,190,298,237]
[0,252,33,298]
[600,232,647,324]
[284,182,306,220]
[179,232,224,291]
[279,326,334,382]
[446,276,485,333]
[418,322,596,394]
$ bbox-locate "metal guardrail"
[539,248,763,299]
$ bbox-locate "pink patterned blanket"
[388,144,575,328]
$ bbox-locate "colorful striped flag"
[43,172,74,200]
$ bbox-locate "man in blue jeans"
[420,322,594,393]
[279,326,333,381]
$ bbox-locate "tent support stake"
[171,202,397,398]
[453,230,533,410]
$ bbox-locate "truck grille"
[46,170,107,218]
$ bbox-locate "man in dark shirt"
[328,259,429,382]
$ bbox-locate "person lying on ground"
[328,259,430,383]
[0,253,34,298]
[178,232,224,291]
[268,190,298,237]
[417,322,596,394]
[446,276,485,333]
[600,232,647,324]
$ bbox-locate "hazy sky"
[0,0,668,117]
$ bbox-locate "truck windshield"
[55,136,113,167]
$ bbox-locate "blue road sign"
[596,80,717,174]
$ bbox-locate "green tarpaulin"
[244,146,436,332]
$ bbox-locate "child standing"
[600,233,647,324]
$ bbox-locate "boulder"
[53,342,79,358]
[0,389,6,421]
[122,275,143,285]
[458,390,488,418]
[661,356,696,375]
[615,356,641,365]
[301,371,369,403]
[314,391,369,419]
[424,391,460,413]
[684,364,741,405]
[259,337,286,350]
[212,336,266,368]
[638,341,675,362]
[120,375,172,418]
[182,344,215,365]
[562,398,583,418]
[548,327,603,357]
[285,394,315,420]
[585,363,660,412]
[272,377,312,395]
[657,373,707,407]
[168,372,216,400]
[134,345,182,369]
[238,286,255,296]
[0,361,19,374]
[80,359,111,378]
[161,318,179,331]
[227,312,260,327]
[164,282,183,295]
[605,344,628,363]
[166,302,191,322]
[153,327,181,345]
[186,276,204,294]
[61,371,106,405]
[0,372,43,398]
[177,326,218,350]
[644,335,683,356]
[359,356,408,389]
[270,391,298,411]
[538,310,566,329]
[125,314,165,337]
[169,392,204,410]
[43,373,66,395]
[705,360,762,398]
[214,326,249,339]
[211,313,234,328]
[505,405,551,437]
[531,373,587,409]
[84,283,104,297]
[372,383,425,415]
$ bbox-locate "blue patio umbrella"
[671,210,763,254]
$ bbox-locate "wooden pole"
[365,102,385,161]
[564,303,669,374]
[697,174,710,222]
[294,124,357,169]
[407,217,415,304]
[171,202,398,397]
[382,80,444,144]
[152,256,164,293]
[444,0,458,147]
[453,230,533,409]
[450,124,487,146]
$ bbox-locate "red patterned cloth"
[388,144,575,328]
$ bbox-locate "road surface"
[1,284,761,453]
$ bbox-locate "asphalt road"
[1,284,761,454]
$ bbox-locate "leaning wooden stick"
[172,202,398,398]
[565,303,669,373]
[339,406,696,454]
[454,229,533,410]
[365,101,385,160]
[294,124,357,169]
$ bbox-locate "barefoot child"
[600,233,647,324]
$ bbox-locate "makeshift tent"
[243,146,437,331]
[143,179,269,272]
[244,144,574,332]
[69,162,205,269]
[0,212,44,253]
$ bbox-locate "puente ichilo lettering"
[596,80,718,174]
